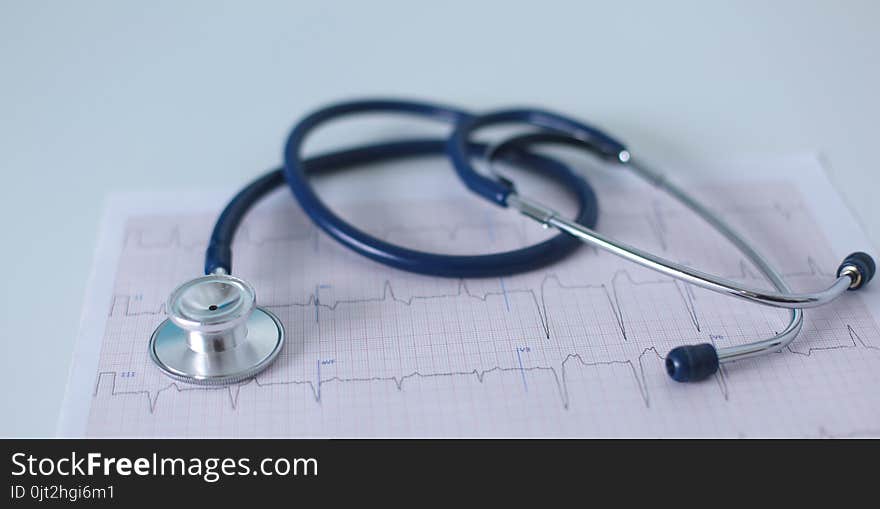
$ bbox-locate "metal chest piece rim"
[149,273,285,385]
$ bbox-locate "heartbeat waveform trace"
[647,201,669,251]
[109,256,833,346]
[93,323,878,415]
[98,261,875,415]
[104,192,846,418]
[79,171,880,437]
[94,347,666,413]
[122,201,805,256]
[787,325,880,356]
[124,220,534,252]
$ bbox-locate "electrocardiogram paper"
[60,154,880,437]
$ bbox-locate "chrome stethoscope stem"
[508,181,853,311]
[507,156,861,365]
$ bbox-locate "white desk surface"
[1,1,878,437]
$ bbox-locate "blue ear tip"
[838,252,875,290]
[665,344,719,382]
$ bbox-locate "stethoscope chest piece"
[149,273,285,385]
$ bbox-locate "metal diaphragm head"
[149,274,285,385]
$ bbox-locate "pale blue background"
[1,0,878,436]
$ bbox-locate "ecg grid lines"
[86,180,880,437]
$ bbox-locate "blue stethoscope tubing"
[195,98,874,385]
[275,99,598,277]
[205,136,596,276]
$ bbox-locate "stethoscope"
[149,98,875,388]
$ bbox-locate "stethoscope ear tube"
[446,109,630,207]
[447,110,875,381]
[838,251,876,290]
